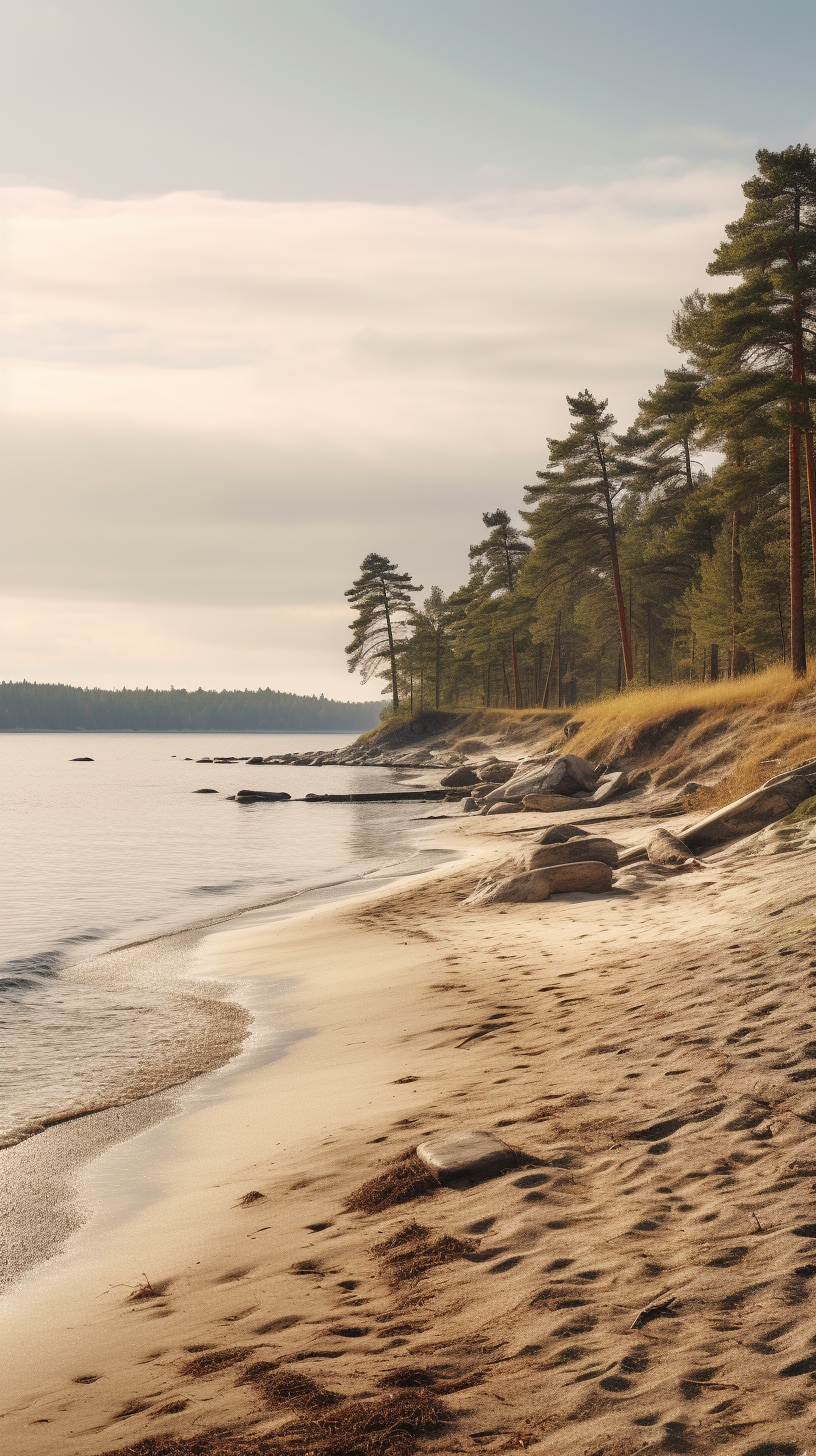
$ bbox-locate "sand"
[2,805,816,1455]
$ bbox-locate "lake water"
[0,733,445,1151]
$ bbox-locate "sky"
[2,1,816,697]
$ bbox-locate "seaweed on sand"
[343,1151,439,1215]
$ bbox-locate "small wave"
[0,949,64,993]
[59,928,111,945]
[189,881,249,896]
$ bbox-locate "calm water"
[0,733,442,1148]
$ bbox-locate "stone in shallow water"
[416,1130,518,1182]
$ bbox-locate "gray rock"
[541,861,614,894]
[486,801,525,815]
[440,765,480,788]
[583,770,627,806]
[416,1130,519,1182]
[525,836,618,870]
[681,782,700,795]
[246,756,264,765]
[462,797,480,813]
[483,753,599,805]
[468,860,613,903]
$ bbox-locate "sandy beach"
[3,789,816,1456]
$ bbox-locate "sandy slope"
[2,807,816,1456]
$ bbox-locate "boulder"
[477,762,516,784]
[235,789,292,803]
[416,1130,518,1182]
[70,756,94,761]
[582,770,627,806]
[196,757,213,763]
[685,773,815,850]
[483,753,599,805]
[645,828,697,866]
[469,860,613,904]
[522,793,583,813]
[246,756,265,765]
[440,765,480,788]
[525,836,618,871]
[461,797,480,813]
[537,824,589,843]
[486,801,525,815]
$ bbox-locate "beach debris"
[240,1364,339,1408]
[467,861,614,904]
[525,836,619,871]
[373,1221,478,1286]
[440,765,479,787]
[630,1295,678,1330]
[238,1189,265,1206]
[344,1150,440,1214]
[415,1130,520,1182]
[645,828,701,868]
[289,1388,452,1453]
[180,1345,254,1378]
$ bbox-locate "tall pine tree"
[345,553,423,713]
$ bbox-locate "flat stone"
[526,836,618,870]
[486,801,525,814]
[416,1130,518,1182]
[584,770,627,805]
[521,793,579,812]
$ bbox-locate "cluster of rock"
[466,824,619,905]
[445,753,630,816]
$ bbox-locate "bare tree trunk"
[500,649,511,706]
[790,421,807,675]
[710,643,719,683]
[435,634,441,709]
[541,613,560,707]
[596,444,633,682]
[777,589,787,662]
[806,428,816,597]
[381,591,399,713]
[701,644,707,683]
[557,629,564,707]
[510,634,522,709]
[731,507,744,675]
[689,631,696,682]
[646,603,652,687]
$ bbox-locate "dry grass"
[239,1364,339,1409]
[343,1152,440,1215]
[96,1434,269,1456]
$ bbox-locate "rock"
[416,1130,519,1182]
[193,788,219,794]
[682,782,700,795]
[440,765,480,787]
[685,773,816,850]
[525,836,618,870]
[477,762,516,783]
[235,790,292,802]
[486,801,525,814]
[563,720,584,739]
[543,861,614,894]
[246,756,265,765]
[70,756,94,761]
[522,793,584,813]
[196,757,213,763]
[484,753,599,805]
[645,828,697,866]
[462,797,480,813]
[583,770,627,806]
[537,824,589,843]
[468,860,613,903]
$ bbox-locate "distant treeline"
[0,682,381,733]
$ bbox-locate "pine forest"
[346,147,816,712]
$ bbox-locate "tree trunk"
[381,589,399,713]
[683,436,693,492]
[789,422,807,675]
[710,643,719,683]
[806,429,816,597]
[605,504,633,682]
[731,507,743,674]
[777,589,787,662]
[557,630,564,707]
[435,634,441,709]
[500,649,511,705]
[510,634,522,709]
[541,613,560,707]
[646,603,652,687]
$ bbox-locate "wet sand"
[3,808,816,1454]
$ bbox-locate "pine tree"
[345,553,423,713]
[467,510,531,708]
[408,586,454,710]
[524,391,635,683]
[698,146,816,673]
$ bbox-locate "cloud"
[0,171,744,690]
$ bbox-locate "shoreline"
[1,835,458,1289]
[4,807,816,1453]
